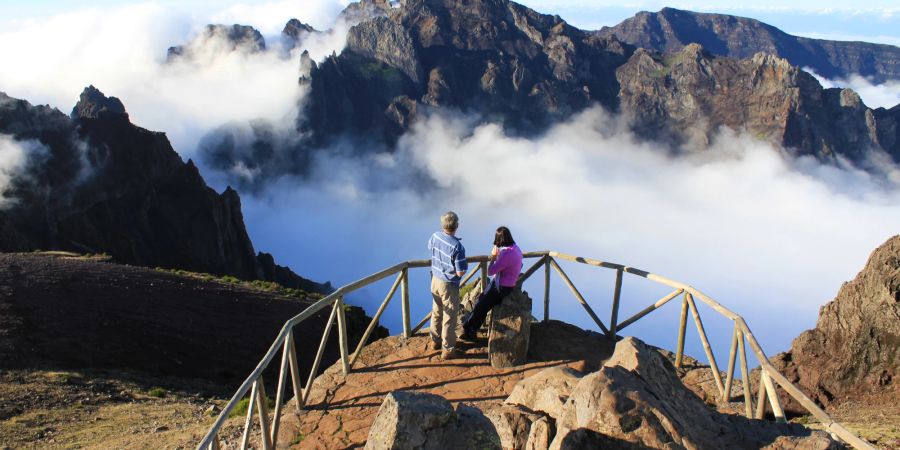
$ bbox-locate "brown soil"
[0,368,237,450]
[0,252,379,387]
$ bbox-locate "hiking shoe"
[441,349,465,360]
[459,330,477,342]
[430,341,441,351]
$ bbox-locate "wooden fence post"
[543,258,550,323]
[609,268,623,337]
[675,294,689,368]
[401,267,410,338]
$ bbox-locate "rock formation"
[616,44,898,161]
[167,24,266,61]
[364,391,500,449]
[508,337,840,449]
[597,7,900,83]
[359,336,841,449]
[488,289,533,368]
[773,235,900,409]
[0,87,323,291]
[201,0,900,187]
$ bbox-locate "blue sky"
[2,0,898,45]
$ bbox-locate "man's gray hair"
[441,211,459,232]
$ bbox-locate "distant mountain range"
[194,0,900,186]
[2,0,899,282]
[596,7,900,83]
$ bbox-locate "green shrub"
[148,387,167,398]
[228,395,276,419]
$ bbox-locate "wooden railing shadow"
[195,251,875,450]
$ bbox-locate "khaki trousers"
[430,276,459,352]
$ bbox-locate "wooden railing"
[195,251,875,450]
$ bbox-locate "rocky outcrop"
[282,18,317,48]
[617,44,893,161]
[70,85,128,121]
[773,235,900,410]
[507,337,842,449]
[488,289,533,368]
[167,24,266,61]
[0,88,324,291]
[597,7,900,83]
[364,391,501,449]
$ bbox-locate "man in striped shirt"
[427,211,468,360]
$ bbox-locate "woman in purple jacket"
[461,226,523,341]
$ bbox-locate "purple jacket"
[488,244,523,287]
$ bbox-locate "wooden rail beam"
[723,323,739,403]
[617,289,682,332]
[548,258,610,335]
[255,377,273,450]
[350,272,403,367]
[303,302,338,404]
[270,334,291,446]
[686,293,725,399]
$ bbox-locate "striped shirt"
[428,231,468,285]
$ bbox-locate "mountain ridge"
[197,0,900,186]
[596,7,900,83]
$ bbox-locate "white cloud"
[210,0,351,34]
[806,69,900,109]
[241,107,900,359]
[0,134,49,209]
[0,1,349,160]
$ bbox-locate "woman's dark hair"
[493,226,515,247]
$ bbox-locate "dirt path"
[275,322,615,449]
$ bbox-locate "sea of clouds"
[0,0,898,365]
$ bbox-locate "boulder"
[555,337,842,449]
[487,404,544,450]
[365,391,501,450]
[524,417,553,450]
[505,366,582,420]
[488,289,533,368]
[772,235,900,410]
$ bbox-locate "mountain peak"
[71,85,128,121]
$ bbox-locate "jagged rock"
[71,85,128,121]
[597,7,900,83]
[364,391,501,449]
[0,88,325,291]
[505,366,582,420]
[554,337,842,449]
[167,24,265,61]
[487,404,544,450]
[282,18,317,47]
[524,416,552,450]
[616,44,885,161]
[347,16,423,84]
[488,289,533,368]
[772,235,900,411]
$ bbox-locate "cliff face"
[199,0,899,185]
[0,87,322,291]
[295,0,631,143]
[617,44,895,160]
[597,7,900,83]
[773,235,900,408]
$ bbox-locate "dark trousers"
[463,285,514,333]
